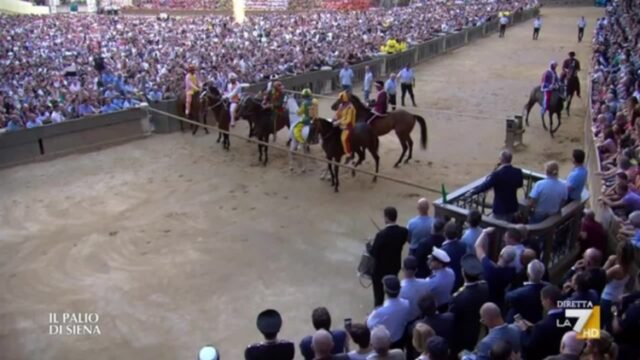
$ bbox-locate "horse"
[331,94,427,167]
[284,96,318,172]
[563,75,580,116]
[523,85,565,137]
[176,88,203,134]
[201,85,231,150]
[313,117,380,192]
[237,96,290,166]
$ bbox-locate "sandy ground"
[0,7,602,360]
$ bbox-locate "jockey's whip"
[369,216,381,231]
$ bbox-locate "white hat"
[198,346,219,360]
[431,247,450,264]
[229,73,237,79]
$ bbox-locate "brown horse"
[331,94,427,167]
[237,96,290,166]
[524,85,565,137]
[176,89,203,134]
[202,85,231,150]
[313,117,380,192]
[564,75,580,116]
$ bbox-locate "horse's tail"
[414,115,428,149]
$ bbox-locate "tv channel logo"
[556,300,600,339]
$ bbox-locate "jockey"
[263,80,285,124]
[561,51,581,97]
[224,72,242,127]
[293,88,319,144]
[333,91,356,156]
[368,80,388,123]
[540,61,560,114]
[184,64,201,117]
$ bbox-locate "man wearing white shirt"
[339,63,354,93]
[499,15,509,38]
[363,66,373,103]
[532,16,542,40]
[577,16,586,42]
[367,275,410,349]
[398,64,416,107]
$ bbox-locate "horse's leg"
[524,100,534,127]
[566,95,572,117]
[334,161,340,193]
[263,137,269,166]
[192,113,199,136]
[405,136,414,164]
[289,140,297,171]
[203,109,210,135]
[224,133,230,150]
[371,147,380,183]
[553,111,562,135]
[394,136,408,168]
[352,149,365,177]
[258,138,263,162]
[548,113,555,138]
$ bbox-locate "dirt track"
[0,7,602,360]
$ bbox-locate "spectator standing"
[424,248,456,312]
[346,324,373,360]
[299,307,348,360]
[564,271,600,305]
[399,256,429,321]
[363,66,373,103]
[404,294,454,359]
[468,150,524,222]
[411,323,435,360]
[517,285,570,360]
[601,241,636,331]
[369,207,409,307]
[339,63,354,93]
[499,13,509,38]
[567,149,588,202]
[407,198,434,257]
[504,228,526,273]
[461,209,483,253]
[505,259,548,323]
[583,330,618,360]
[385,73,397,111]
[475,228,517,308]
[398,64,416,107]
[475,303,521,360]
[612,292,640,360]
[532,16,541,40]
[561,247,607,296]
[529,161,568,224]
[367,326,405,360]
[579,210,607,255]
[577,16,586,42]
[415,219,445,279]
[600,181,640,216]
[245,309,295,360]
[544,331,586,360]
[450,254,490,354]
[441,222,468,291]
[311,330,350,360]
[425,336,449,360]
[367,275,411,349]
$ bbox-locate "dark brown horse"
[564,75,580,116]
[176,89,203,134]
[202,85,231,150]
[313,117,380,192]
[237,96,289,165]
[331,94,427,167]
[524,85,565,137]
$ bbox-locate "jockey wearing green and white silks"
[293,88,318,144]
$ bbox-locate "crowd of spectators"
[231,197,639,360]
[590,0,640,248]
[0,0,536,131]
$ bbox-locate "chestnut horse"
[331,94,427,167]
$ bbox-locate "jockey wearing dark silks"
[561,51,581,97]
[540,61,560,114]
[368,80,388,123]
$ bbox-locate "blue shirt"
[367,297,410,342]
[400,277,430,320]
[78,104,97,116]
[407,215,434,250]
[633,230,640,248]
[567,166,587,201]
[398,68,414,84]
[363,71,373,91]
[424,267,456,307]
[476,324,521,360]
[299,330,348,360]
[482,256,516,306]
[339,68,354,86]
[461,227,482,253]
[385,79,397,94]
[529,178,568,220]
[100,104,120,113]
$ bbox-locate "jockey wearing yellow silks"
[293,88,318,144]
[333,91,356,155]
[380,38,408,54]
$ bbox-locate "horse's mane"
[349,94,368,109]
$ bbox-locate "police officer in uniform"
[449,254,490,356]
[245,309,295,360]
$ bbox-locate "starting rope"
[145,106,443,194]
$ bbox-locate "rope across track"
[145,106,443,194]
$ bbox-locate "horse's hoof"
[372,177,378,183]
[334,188,339,193]
[351,170,356,177]
[394,163,400,168]
[289,167,295,172]
[404,159,411,164]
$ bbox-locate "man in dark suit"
[467,150,524,222]
[450,254,490,355]
[505,259,548,323]
[561,248,607,296]
[517,285,570,360]
[369,206,409,307]
[404,293,455,359]
[245,309,295,360]
[441,222,468,292]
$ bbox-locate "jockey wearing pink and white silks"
[224,73,241,127]
[184,65,201,116]
[540,61,559,114]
